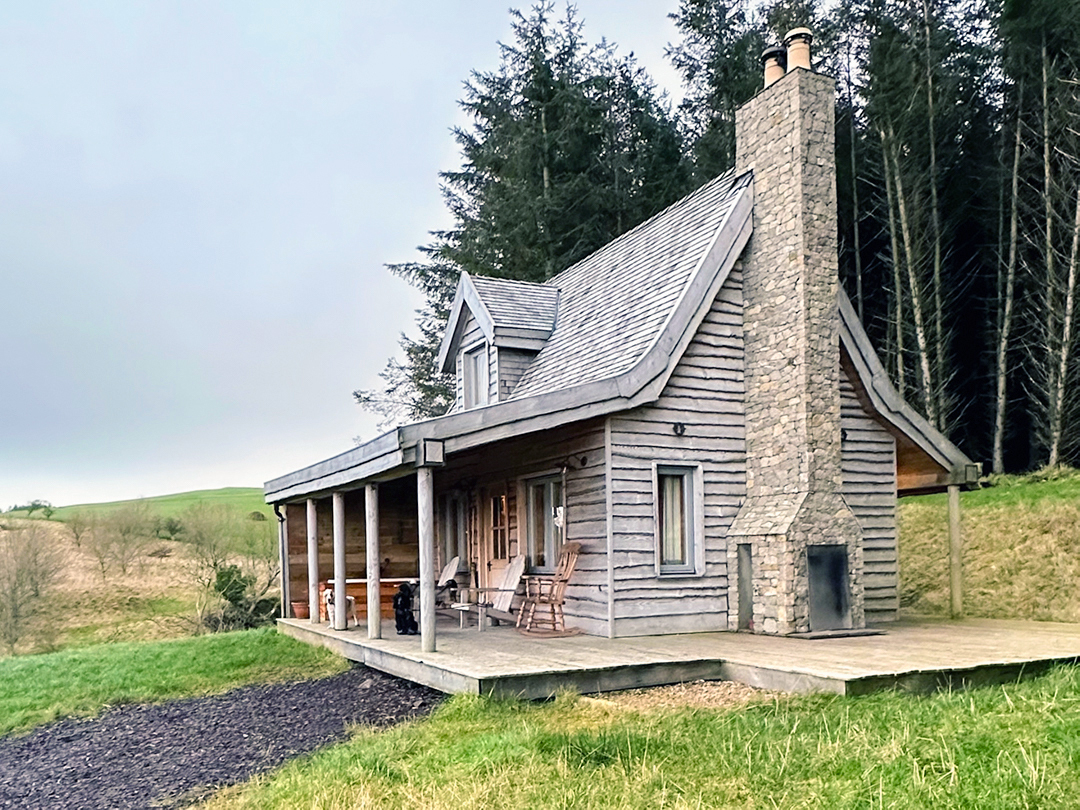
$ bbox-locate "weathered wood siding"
[284,481,420,596]
[436,418,609,635]
[607,269,746,636]
[497,348,534,401]
[840,369,899,622]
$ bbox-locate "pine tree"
[355,3,690,428]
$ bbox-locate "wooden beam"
[418,467,436,653]
[306,499,319,624]
[365,482,381,639]
[333,492,346,631]
[948,484,962,618]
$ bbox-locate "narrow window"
[490,493,508,561]
[655,465,697,575]
[526,476,563,571]
[463,345,489,409]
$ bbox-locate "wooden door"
[483,488,510,589]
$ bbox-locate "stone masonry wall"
[728,67,864,635]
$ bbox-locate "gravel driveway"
[0,664,444,809]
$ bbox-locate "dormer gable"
[438,272,559,408]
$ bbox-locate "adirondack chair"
[517,542,582,635]
[434,555,460,607]
[451,555,526,631]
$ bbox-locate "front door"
[483,487,510,589]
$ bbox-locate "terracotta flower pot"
[290,600,310,620]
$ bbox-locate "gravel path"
[0,664,444,809]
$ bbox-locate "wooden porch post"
[365,482,381,639]
[332,491,347,631]
[417,467,436,652]
[306,499,319,624]
[948,484,963,619]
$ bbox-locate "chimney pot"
[762,45,786,88]
[784,27,813,72]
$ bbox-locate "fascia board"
[618,180,753,401]
[838,290,975,477]
[435,273,498,373]
[460,274,497,341]
[436,280,468,373]
[264,430,403,503]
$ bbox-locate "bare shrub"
[182,503,279,632]
[64,510,95,549]
[0,522,67,654]
[86,502,154,579]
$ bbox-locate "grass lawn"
[0,627,347,737]
[204,666,1080,809]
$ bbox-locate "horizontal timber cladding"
[840,369,899,622]
[435,418,610,629]
[607,271,746,636]
[285,503,306,610]
[497,348,534,402]
[286,478,421,598]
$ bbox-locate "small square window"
[654,464,700,575]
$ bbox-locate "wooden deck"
[277,615,1080,699]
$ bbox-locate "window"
[463,344,489,409]
[526,476,564,571]
[440,494,466,573]
[654,464,701,575]
[490,493,508,561]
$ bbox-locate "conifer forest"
[355,0,1080,475]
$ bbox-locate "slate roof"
[509,170,750,399]
[468,275,560,334]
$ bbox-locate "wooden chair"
[434,555,460,607]
[451,556,526,631]
[517,542,582,635]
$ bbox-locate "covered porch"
[277,614,1080,699]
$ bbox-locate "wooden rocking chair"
[517,542,582,636]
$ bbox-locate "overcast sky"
[0,1,684,508]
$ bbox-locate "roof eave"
[838,290,979,486]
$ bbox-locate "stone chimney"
[727,30,865,635]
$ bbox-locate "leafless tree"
[0,522,66,654]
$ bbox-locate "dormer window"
[463,344,489,409]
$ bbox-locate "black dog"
[393,582,419,635]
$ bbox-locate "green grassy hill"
[7,487,271,521]
[899,468,1080,623]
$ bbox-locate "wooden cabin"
[266,29,978,650]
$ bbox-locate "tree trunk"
[889,127,937,426]
[1048,187,1080,467]
[993,98,1023,474]
[1042,36,1059,464]
[881,129,906,397]
[923,0,945,430]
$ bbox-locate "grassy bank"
[899,468,1080,621]
[204,665,1080,809]
[0,627,346,737]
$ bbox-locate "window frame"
[462,341,489,409]
[523,473,564,573]
[652,462,705,577]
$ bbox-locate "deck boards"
[278,617,1080,699]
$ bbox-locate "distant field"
[8,487,272,521]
